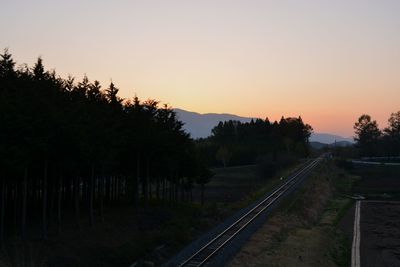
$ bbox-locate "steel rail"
[178,156,323,267]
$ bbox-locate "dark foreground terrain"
[340,164,400,267]
[352,165,400,199]
[229,161,400,267]
[0,165,285,267]
[361,201,400,267]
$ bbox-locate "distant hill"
[174,108,355,144]
[334,140,354,147]
[174,108,253,139]
[310,140,354,150]
[309,133,354,144]
[310,141,328,150]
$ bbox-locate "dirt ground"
[340,201,400,267]
[360,201,400,267]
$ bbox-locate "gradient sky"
[1,0,400,137]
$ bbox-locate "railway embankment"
[228,160,355,267]
[166,158,323,267]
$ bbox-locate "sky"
[1,0,400,137]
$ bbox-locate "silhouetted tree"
[207,116,312,166]
[0,48,15,80]
[383,111,400,156]
[196,168,214,205]
[216,146,232,167]
[354,114,381,156]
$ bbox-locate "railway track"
[178,156,324,267]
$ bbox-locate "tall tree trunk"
[42,160,48,240]
[147,158,151,200]
[49,174,56,224]
[162,178,166,200]
[57,173,62,235]
[200,184,205,206]
[13,182,17,235]
[21,167,28,241]
[99,176,104,222]
[169,180,173,201]
[156,177,160,200]
[106,175,110,203]
[174,178,178,201]
[109,176,113,202]
[148,182,152,200]
[115,176,119,202]
[180,179,184,202]
[111,176,115,201]
[74,176,81,230]
[0,177,5,249]
[64,174,71,206]
[82,178,87,205]
[115,176,118,201]
[142,158,148,207]
[135,154,140,208]
[113,176,117,201]
[89,165,94,227]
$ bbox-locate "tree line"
[353,113,400,157]
[197,117,313,171]
[0,49,212,247]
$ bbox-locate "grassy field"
[351,165,400,198]
[197,163,303,217]
[228,160,357,267]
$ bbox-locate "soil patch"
[360,201,400,267]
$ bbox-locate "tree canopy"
[200,117,313,167]
[353,113,400,157]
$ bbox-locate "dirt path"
[351,201,361,267]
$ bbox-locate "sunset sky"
[1,0,399,137]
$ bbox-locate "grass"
[351,165,400,198]
[218,162,304,214]
[228,160,356,267]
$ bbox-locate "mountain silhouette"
[174,108,253,139]
[310,140,354,149]
[174,108,354,144]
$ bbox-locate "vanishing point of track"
[178,156,324,267]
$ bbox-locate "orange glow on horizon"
[2,1,399,137]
